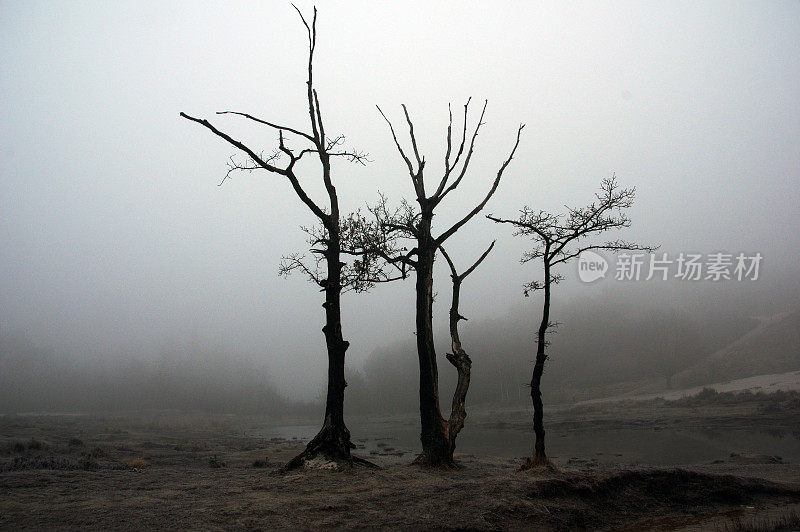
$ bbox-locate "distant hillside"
[349,295,788,411]
[673,310,800,388]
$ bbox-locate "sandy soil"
[1,403,799,530]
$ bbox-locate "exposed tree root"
[279,424,378,473]
[351,456,381,469]
[279,450,379,473]
[519,455,558,472]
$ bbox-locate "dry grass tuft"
[127,457,148,470]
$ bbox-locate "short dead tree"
[438,241,495,462]
[488,175,657,469]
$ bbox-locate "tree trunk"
[525,261,550,469]
[444,276,470,464]
[412,214,452,468]
[285,231,360,470]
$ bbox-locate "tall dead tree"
[180,6,375,469]
[488,175,656,468]
[363,100,523,467]
[439,241,495,460]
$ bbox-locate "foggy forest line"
[3,278,798,417]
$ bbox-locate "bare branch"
[434,98,473,199]
[402,104,424,169]
[295,4,320,145]
[376,105,416,179]
[181,112,286,174]
[442,103,454,182]
[279,252,324,286]
[313,89,326,153]
[436,123,525,245]
[461,241,496,280]
[216,111,314,141]
[449,98,472,180]
[291,3,312,43]
[181,112,329,224]
[487,211,554,243]
[439,245,458,280]
[436,98,486,203]
[219,151,281,186]
[296,135,370,165]
[550,241,658,267]
[522,279,544,297]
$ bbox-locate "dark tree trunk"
[412,213,453,468]
[525,259,551,469]
[373,101,521,469]
[284,232,357,469]
[444,276,471,463]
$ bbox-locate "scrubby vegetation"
[718,510,800,532]
[522,469,800,530]
[656,388,800,410]
[207,455,226,468]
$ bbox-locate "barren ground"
[1,396,799,530]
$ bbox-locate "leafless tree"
[438,241,495,460]
[488,175,657,468]
[180,6,375,470]
[354,100,523,467]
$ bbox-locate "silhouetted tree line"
[0,336,300,417]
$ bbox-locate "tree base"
[280,454,379,473]
[411,451,460,470]
[281,423,378,472]
[519,455,557,472]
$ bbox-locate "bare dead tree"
[180,6,374,470]
[354,101,523,468]
[438,241,495,460]
[488,174,657,469]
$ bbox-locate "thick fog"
[1,1,798,406]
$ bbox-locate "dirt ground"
[1,403,799,530]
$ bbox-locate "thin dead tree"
[360,100,523,467]
[438,241,495,459]
[180,6,375,470]
[488,175,656,469]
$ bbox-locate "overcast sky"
[1,1,798,399]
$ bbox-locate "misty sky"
[1,1,798,399]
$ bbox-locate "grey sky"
[1,1,798,398]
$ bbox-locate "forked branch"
[437,123,525,245]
